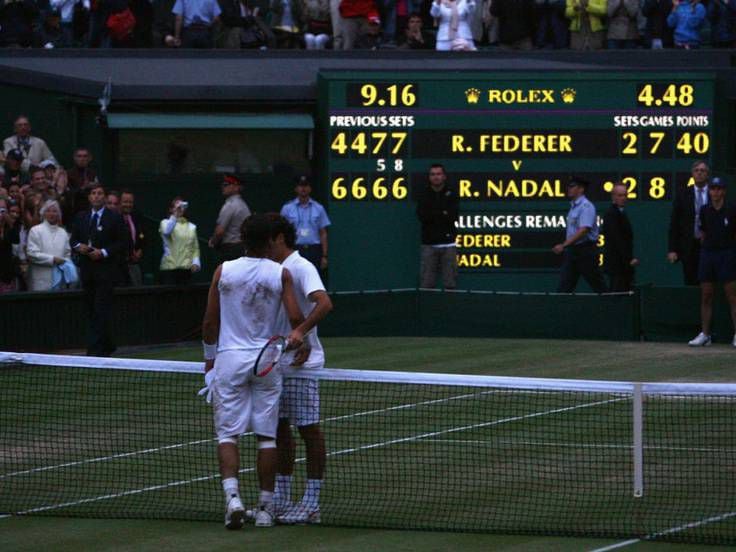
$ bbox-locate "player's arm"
[201,264,223,373]
[291,289,333,366]
[281,268,306,348]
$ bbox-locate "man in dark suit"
[70,183,126,356]
[668,160,710,285]
[120,190,147,286]
[602,183,639,292]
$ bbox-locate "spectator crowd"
[0,114,332,297]
[0,0,733,50]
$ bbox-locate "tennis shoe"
[246,499,292,520]
[277,502,321,525]
[688,332,711,347]
[254,502,275,527]
[224,496,245,530]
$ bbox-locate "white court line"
[426,439,735,454]
[13,396,620,514]
[0,389,497,480]
[589,511,736,552]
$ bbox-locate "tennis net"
[2,351,736,544]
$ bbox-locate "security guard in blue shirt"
[553,177,607,293]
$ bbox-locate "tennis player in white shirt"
[201,214,324,530]
[266,213,333,524]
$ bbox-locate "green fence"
[3,286,730,352]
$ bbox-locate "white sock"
[222,477,239,502]
[302,479,322,507]
[259,490,274,505]
[275,474,292,503]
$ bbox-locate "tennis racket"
[253,335,288,377]
[253,331,312,377]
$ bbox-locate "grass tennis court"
[3,337,736,551]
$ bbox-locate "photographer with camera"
[159,196,201,286]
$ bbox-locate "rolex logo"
[465,88,481,104]
[561,88,576,104]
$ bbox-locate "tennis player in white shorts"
[266,214,333,525]
[201,214,323,530]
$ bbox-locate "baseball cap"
[39,159,56,169]
[710,176,727,188]
[5,149,23,162]
[222,174,240,186]
[295,175,311,186]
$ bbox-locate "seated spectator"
[0,0,39,48]
[1,149,27,189]
[130,0,154,47]
[28,166,55,200]
[105,189,121,213]
[217,0,274,48]
[355,12,382,47]
[152,0,177,46]
[430,0,476,50]
[708,0,736,48]
[667,0,706,48]
[395,0,423,41]
[271,0,302,47]
[397,11,434,47]
[3,116,57,175]
[565,0,606,50]
[104,0,138,48]
[50,0,82,46]
[6,183,23,212]
[534,0,569,49]
[26,199,73,291]
[607,0,639,47]
[159,197,200,285]
[41,159,68,197]
[172,0,222,48]
[339,0,381,49]
[642,0,674,47]
[491,0,534,49]
[38,9,66,48]
[71,0,91,46]
[0,198,18,293]
[303,0,332,48]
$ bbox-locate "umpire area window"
[117,130,311,176]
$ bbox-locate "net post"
[632,383,644,498]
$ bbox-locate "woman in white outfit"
[431,0,477,50]
[26,200,71,291]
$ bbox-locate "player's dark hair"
[429,163,445,174]
[266,213,296,249]
[241,213,271,252]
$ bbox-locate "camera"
[180,201,189,210]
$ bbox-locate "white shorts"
[213,349,282,440]
[279,377,320,427]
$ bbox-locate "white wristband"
[203,341,217,360]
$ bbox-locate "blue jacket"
[667,2,706,45]
[708,0,736,43]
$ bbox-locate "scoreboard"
[318,71,715,291]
